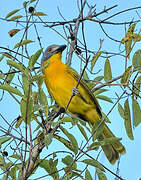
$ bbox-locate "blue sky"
[0,0,141,179]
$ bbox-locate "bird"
[41,44,126,164]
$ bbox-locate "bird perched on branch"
[41,44,126,164]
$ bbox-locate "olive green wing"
[66,66,102,118]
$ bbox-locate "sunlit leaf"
[0,137,11,146]
[5,69,15,84]
[82,159,104,172]
[5,9,20,19]
[94,89,108,96]
[32,12,47,16]
[10,154,21,160]
[96,95,113,103]
[8,29,20,37]
[14,40,34,49]
[124,98,134,140]
[3,52,13,58]
[83,71,89,81]
[132,98,141,127]
[121,65,132,87]
[132,50,141,72]
[104,58,112,82]
[0,55,4,62]
[8,15,23,21]
[96,168,107,180]
[7,60,25,71]
[91,51,102,71]
[28,49,42,69]
[22,69,30,97]
[9,167,17,180]
[85,169,93,180]
[0,84,22,97]
[44,133,53,148]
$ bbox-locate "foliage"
[0,0,141,180]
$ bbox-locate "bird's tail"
[97,124,126,164]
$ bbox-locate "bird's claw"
[72,87,79,96]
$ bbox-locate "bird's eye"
[48,48,52,52]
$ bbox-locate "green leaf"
[0,54,4,62]
[5,9,20,19]
[7,60,25,72]
[20,97,33,124]
[59,126,78,154]
[96,168,107,180]
[83,71,89,81]
[22,69,30,97]
[85,169,93,180]
[39,88,48,117]
[54,135,75,152]
[28,49,42,69]
[44,133,53,148]
[132,50,141,72]
[14,40,34,49]
[89,137,122,149]
[96,95,113,103]
[94,89,108,96]
[0,84,22,97]
[91,51,102,71]
[82,159,104,172]
[94,76,104,82]
[5,69,15,84]
[104,58,112,82]
[32,12,47,16]
[62,155,77,170]
[132,98,141,127]
[121,65,132,87]
[134,76,141,98]
[92,121,105,141]
[77,124,88,141]
[0,137,11,146]
[118,103,124,119]
[40,159,59,179]
[9,167,17,180]
[124,98,134,140]
[10,154,21,160]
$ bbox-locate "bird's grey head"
[41,44,66,66]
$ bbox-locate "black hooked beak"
[56,45,66,53]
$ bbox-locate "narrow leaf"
[5,9,20,19]
[132,50,141,72]
[59,126,78,154]
[7,60,25,71]
[77,124,88,141]
[39,88,48,117]
[14,40,34,49]
[118,103,124,119]
[54,135,75,152]
[0,84,22,96]
[8,15,22,21]
[28,49,42,69]
[134,76,141,98]
[5,69,15,84]
[96,95,113,103]
[32,12,47,16]
[94,89,108,96]
[0,137,11,146]
[62,155,77,170]
[82,159,104,172]
[91,51,102,71]
[132,98,141,127]
[104,58,112,82]
[96,168,107,180]
[85,169,93,180]
[121,65,132,87]
[124,99,134,140]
